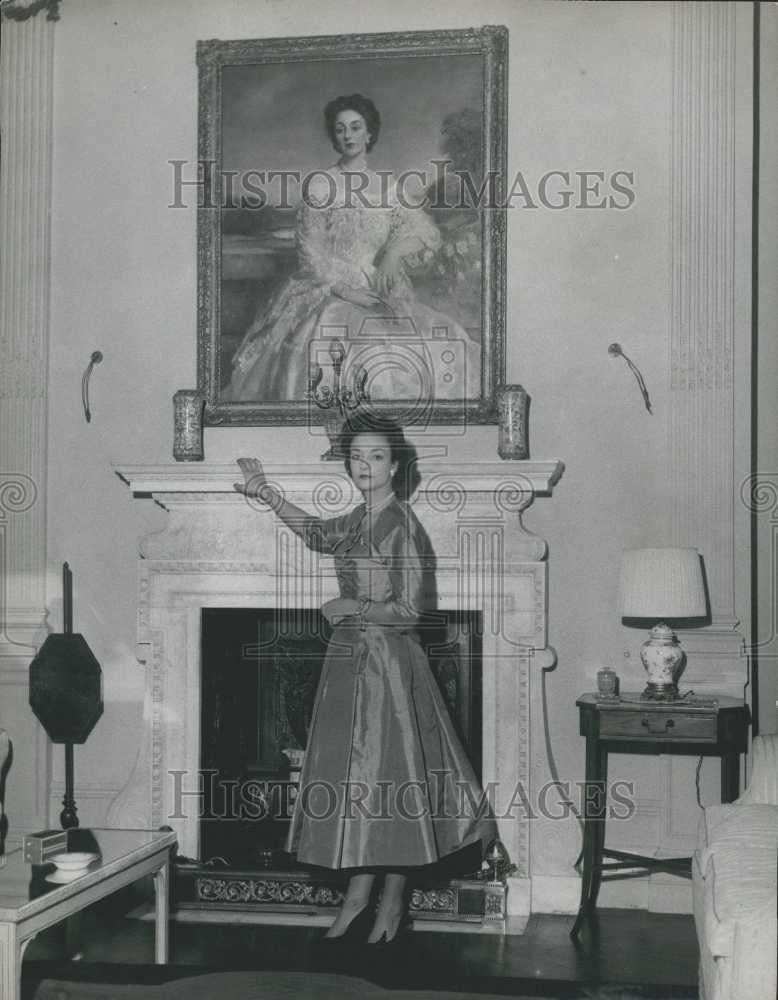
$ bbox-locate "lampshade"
[619,547,707,619]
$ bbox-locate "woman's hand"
[374,253,405,299]
[234,457,269,500]
[332,283,384,309]
[321,597,361,624]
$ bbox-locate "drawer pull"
[641,716,674,734]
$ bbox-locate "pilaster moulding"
[669,1,736,396]
[0,409,48,619]
[668,1,748,643]
[0,15,54,398]
[0,476,48,658]
[0,11,55,837]
[0,11,54,659]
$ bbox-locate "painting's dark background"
[221,55,482,181]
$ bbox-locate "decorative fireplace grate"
[174,863,507,922]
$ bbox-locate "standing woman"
[234,414,495,944]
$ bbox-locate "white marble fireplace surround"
[112,460,563,918]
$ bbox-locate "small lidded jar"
[596,666,618,700]
[496,384,530,460]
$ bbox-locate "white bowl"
[49,851,99,872]
[45,869,88,884]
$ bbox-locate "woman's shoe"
[321,901,376,945]
[367,912,412,950]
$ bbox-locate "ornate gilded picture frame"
[196,26,507,428]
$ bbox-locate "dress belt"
[331,621,421,641]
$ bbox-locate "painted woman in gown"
[223,94,480,405]
[234,414,496,945]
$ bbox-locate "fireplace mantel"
[115,461,563,503]
[111,459,564,921]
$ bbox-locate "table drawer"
[599,710,717,741]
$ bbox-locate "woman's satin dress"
[285,497,496,870]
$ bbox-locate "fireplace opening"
[199,607,484,880]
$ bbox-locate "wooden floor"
[23,893,700,998]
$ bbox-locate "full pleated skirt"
[285,623,496,869]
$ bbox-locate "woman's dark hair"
[338,411,420,501]
[324,94,381,153]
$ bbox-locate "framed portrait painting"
[196,26,507,428]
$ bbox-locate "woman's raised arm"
[234,457,311,535]
[234,458,348,554]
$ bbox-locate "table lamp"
[618,547,707,700]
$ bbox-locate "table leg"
[570,737,607,939]
[589,744,609,906]
[721,752,739,803]
[0,924,32,1000]
[153,858,170,963]
[65,912,83,959]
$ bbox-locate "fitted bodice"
[332,512,395,603]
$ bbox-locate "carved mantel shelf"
[115,459,564,565]
[115,461,564,503]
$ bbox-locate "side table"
[570,692,749,939]
[0,828,176,1000]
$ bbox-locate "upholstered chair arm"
[0,729,9,795]
[739,734,778,805]
[0,728,9,854]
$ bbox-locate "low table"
[0,827,176,1000]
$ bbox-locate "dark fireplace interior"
[200,607,484,880]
